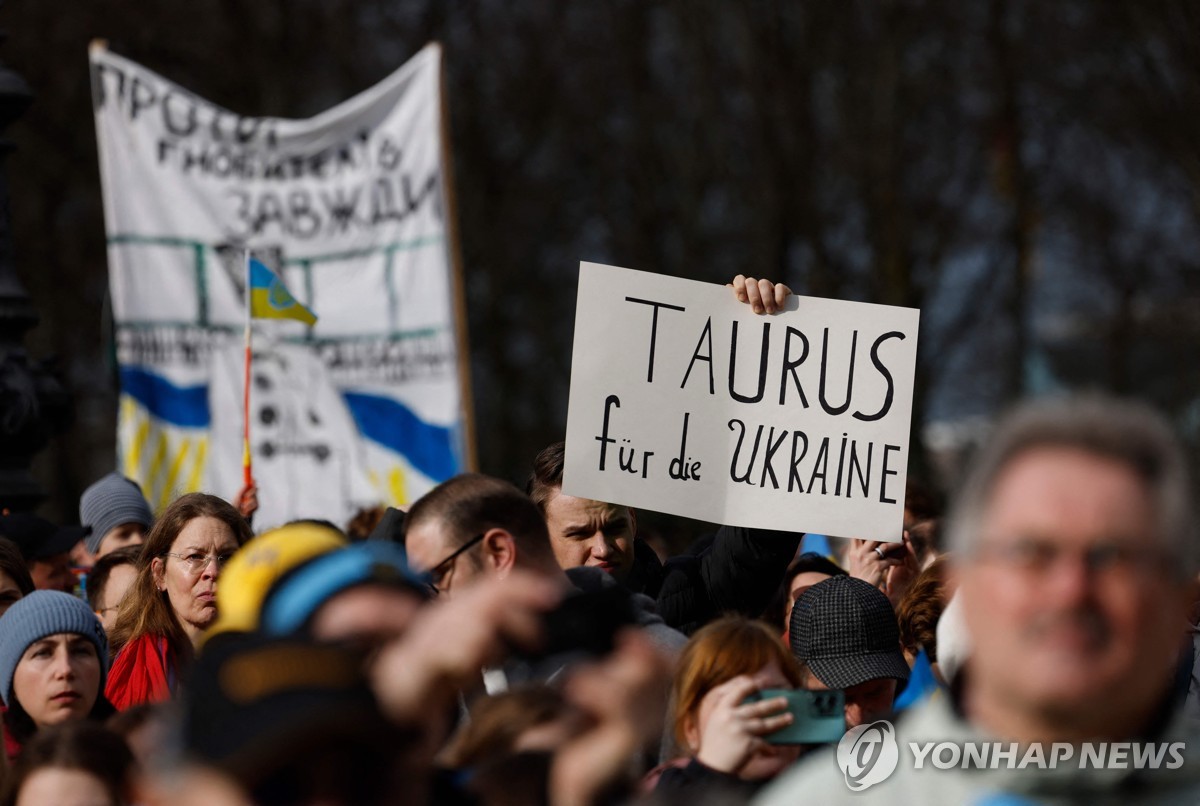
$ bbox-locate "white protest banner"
[563,263,920,542]
[89,42,471,528]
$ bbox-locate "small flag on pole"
[248,258,317,326]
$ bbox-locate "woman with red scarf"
[105,494,251,709]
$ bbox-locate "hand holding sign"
[563,263,920,542]
[728,275,793,315]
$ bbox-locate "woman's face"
[151,516,240,637]
[12,633,101,729]
[691,660,803,781]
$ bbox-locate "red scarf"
[105,633,177,710]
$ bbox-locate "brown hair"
[896,556,949,662]
[346,506,387,541]
[105,702,160,739]
[0,538,32,598]
[1,722,134,806]
[525,442,565,516]
[670,616,804,750]
[86,545,141,613]
[406,474,555,566]
[108,493,252,660]
[446,686,573,768]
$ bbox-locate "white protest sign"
[563,263,920,542]
[90,42,469,528]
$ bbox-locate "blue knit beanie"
[260,542,430,636]
[80,473,153,555]
[0,591,109,707]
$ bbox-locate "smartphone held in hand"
[743,688,846,745]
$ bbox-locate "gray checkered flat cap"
[789,575,911,689]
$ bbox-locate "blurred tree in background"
[4,0,1200,539]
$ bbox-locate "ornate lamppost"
[0,21,71,512]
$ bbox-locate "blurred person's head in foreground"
[0,514,84,594]
[259,540,429,650]
[183,633,410,806]
[203,522,347,644]
[0,537,33,618]
[0,591,113,747]
[79,473,154,562]
[404,473,561,598]
[527,441,639,583]
[444,685,582,770]
[1,722,134,806]
[950,394,1199,742]
[87,546,141,635]
[671,616,805,781]
[789,575,910,728]
[107,703,170,770]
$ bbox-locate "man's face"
[30,553,74,593]
[404,519,486,598]
[802,670,897,729]
[542,491,634,582]
[961,447,1192,734]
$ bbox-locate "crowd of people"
[0,278,1196,804]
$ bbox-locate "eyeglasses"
[974,539,1171,581]
[428,533,485,595]
[165,551,234,574]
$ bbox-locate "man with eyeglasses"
[760,395,1200,803]
[403,473,686,690]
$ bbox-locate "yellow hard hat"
[202,523,347,645]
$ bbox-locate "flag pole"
[436,42,478,472]
[242,249,254,488]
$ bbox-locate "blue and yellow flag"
[248,258,317,326]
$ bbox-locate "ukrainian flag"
[248,258,317,326]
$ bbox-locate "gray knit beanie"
[0,591,109,707]
[80,473,153,555]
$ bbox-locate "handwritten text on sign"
[563,263,920,542]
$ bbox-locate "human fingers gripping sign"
[727,275,793,315]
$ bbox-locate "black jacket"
[653,758,761,803]
[625,526,803,635]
